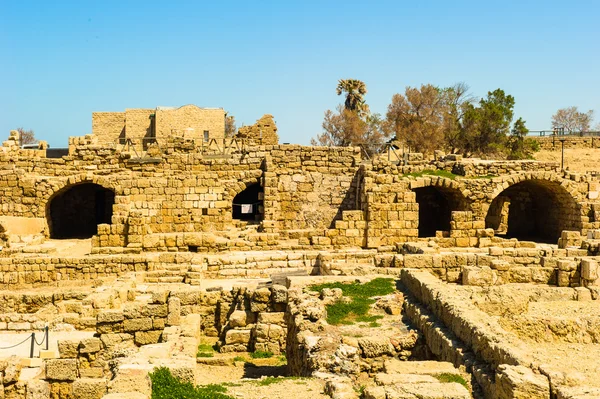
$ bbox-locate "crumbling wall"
[236,114,279,145]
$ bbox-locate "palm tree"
[336,79,369,115]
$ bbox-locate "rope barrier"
[34,333,46,346]
[0,326,49,357]
[0,333,33,350]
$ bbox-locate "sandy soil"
[534,148,600,173]
[195,360,329,399]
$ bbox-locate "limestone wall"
[91,112,125,145]
[155,105,225,140]
[531,135,600,150]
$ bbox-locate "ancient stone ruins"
[0,104,599,399]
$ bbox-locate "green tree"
[507,117,538,159]
[312,106,389,156]
[440,82,476,153]
[336,79,369,116]
[313,79,391,155]
[458,89,515,156]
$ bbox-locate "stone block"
[26,379,50,399]
[46,359,78,381]
[79,338,102,354]
[134,331,162,346]
[252,287,271,303]
[462,266,497,286]
[557,260,577,272]
[229,310,250,328]
[271,284,288,303]
[358,337,394,358]
[581,259,599,281]
[495,365,550,399]
[167,297,181,326]
[225,329,251,345]
[72,378,107,399]
[124,318,152,332]
[97,311,124,324]
[257,312,285,325]
[107,364,152,396]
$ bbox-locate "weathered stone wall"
[91,112,125,145]
[155,105,225,140]
[531,135,600,150]
[235,114,279,145]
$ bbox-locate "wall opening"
[48,183,115,239]
[485,179,581,243]
[232,183,263,222]
[413,186,469,238]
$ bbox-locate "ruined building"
[0,107,599,399]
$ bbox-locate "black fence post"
[30,333,35,358]
[45,326,49,350]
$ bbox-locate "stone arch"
[46,181,115,239]
[410,179,471,238]
[231,179,264,222]
[485,177,582,243]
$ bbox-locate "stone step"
[186,272,203,279]
[187,279,202,286]
[145,271,184,278]
[39,349,59,359]
[156,276,185,283]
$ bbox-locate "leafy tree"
[507,117,538,159]
[551,106,594,133]
[313,79,390,156]
[224,115,236,137]
[384,84,446,155]
[312,106,389,156]
[16,127,36,146]
[458,89,515,155]
[336,79,369,116]
[440,82,476,152]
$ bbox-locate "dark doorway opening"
[485,180,581,243]
[48,183,115,239]
[232,184,263,222]
[413,186,469,238]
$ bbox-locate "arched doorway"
[485,179,581,243]
[48,183,115,239]
[413,185,469,238]
[232,183,263,222]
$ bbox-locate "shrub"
[150,367,233,399]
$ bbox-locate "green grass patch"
[197,342,217,358]
[255,376,304,386]
[436,373,469,390]
[150,367,234,399]
[249,350,274,359]
[233,355,248,362]
[309,278,395,325]
[402,169,458,180]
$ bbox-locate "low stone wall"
[400,270,552,398]
[217,285,288,354]
[531,135,600,150]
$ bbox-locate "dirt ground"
[195,357,330,399]
[534,148,600,173]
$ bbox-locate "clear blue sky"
[1,0,599,147]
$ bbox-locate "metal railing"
[526,129,600,137]
[0,326,49,358]
[115,137,261,159]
